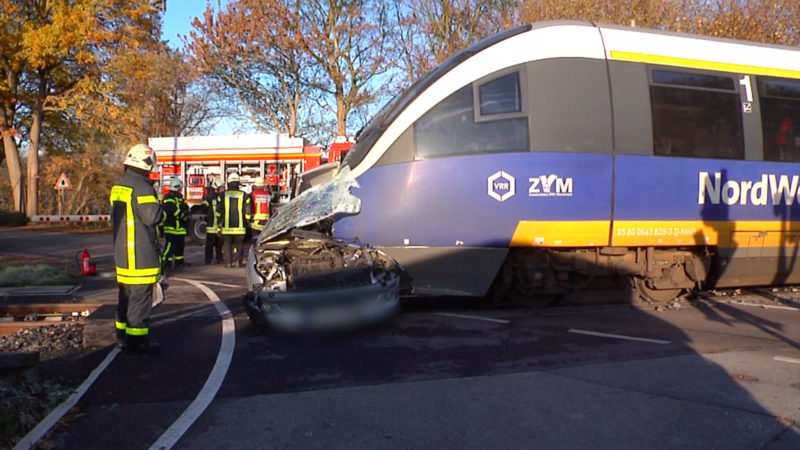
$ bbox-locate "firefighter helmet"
[228,173,240,183]
[253,177,265,188]
[124,144,156,172]
[169,178,183,191]
[210,178,223,189]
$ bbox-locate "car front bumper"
[243,272,400,332]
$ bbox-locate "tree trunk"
[26,73,47,216]
[27,107,42,215]
[2,133,23,212]
[335,86,347,136]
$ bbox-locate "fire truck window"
[759,77,800,162]
[414,84,528,159]
[650,69,743,159]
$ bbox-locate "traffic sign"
[54,173,72,190]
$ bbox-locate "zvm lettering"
[529,174,573,197]
[698,172,799,206]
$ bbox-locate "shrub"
[0,211,26,227]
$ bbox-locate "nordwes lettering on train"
[698,172,799,206]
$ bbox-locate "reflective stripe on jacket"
[202,192,220,233]
[216,189,250,235]
[162,193,188,235]
[110,170,165,284]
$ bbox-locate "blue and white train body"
[245,21,800,326]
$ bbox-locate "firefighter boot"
[123,336,160,356]
[115,329,126,349]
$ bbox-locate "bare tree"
[186,0,311,137]
[392,0,518,84]
[294,0,395,136]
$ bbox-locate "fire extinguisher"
[79,249,96,276]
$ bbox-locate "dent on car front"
[244,166,401,331]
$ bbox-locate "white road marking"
[189,280,246,289]
[569,328,670,345]
[773,356,800,365]
[150,278,235,450]
[434,312,510,324]
[13,348,121,450]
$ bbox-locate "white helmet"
[124,144,156,172]
[253,177,265,188]
[210,178,223,189]
[169,178,183,191]
[228,173,240,183]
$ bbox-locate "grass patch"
[0,264,76,287]
[0,375,73,448]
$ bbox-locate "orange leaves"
[517,0,799,45]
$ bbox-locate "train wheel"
[491,250,558,307]
[632,277,682,303]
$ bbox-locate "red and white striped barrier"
[27,215,111,223]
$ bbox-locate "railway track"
[0,303,100,336]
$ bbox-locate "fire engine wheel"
[189,218,206,245]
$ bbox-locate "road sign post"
[54,173,72,216]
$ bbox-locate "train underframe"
[492,246,713,305]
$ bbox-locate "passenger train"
[244,21,800,328]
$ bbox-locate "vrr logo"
[487,171,516,202]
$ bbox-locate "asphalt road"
[3,228,799,449]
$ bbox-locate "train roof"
[344,21,800,176]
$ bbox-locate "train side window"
[650,69,744,159]
[478,72,521,116]
[414,83,529,159]
[759,77,800,162]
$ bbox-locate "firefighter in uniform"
[202,178,224,264]
[216,173,251,268]
[161,178,190,269]
[110,144,164,355]
[249,177,273,236]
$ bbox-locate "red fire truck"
[327,136,354,163]
[148,134,321,242]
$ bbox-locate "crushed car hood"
[258,166,361,243]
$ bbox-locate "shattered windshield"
[258,166,362,243]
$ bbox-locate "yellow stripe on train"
[609,50,800,79]
[612,220,800,248]
[510,221,610,247]
[510,220,800,248]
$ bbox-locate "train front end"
[243,166,401,331]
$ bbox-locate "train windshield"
[342,24,532,170]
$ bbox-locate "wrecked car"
[244,166,401,331]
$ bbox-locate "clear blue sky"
[162,1,245,135]
[162,0,229,50]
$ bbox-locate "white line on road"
[150,278,236,450]
[188,279,247,289]
[434,312,510,324]
[773,356,800,364]
[569,329,671,345]
[13,348,121,450]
